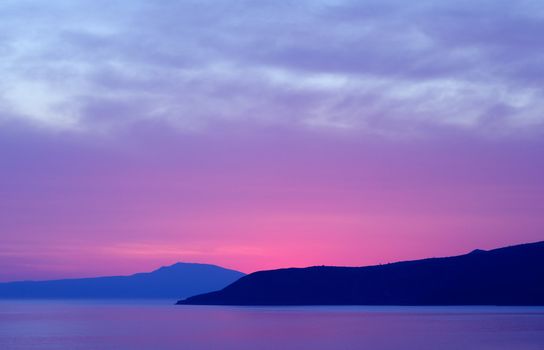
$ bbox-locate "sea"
[0,300,543,350]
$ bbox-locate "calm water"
[0,300,543,350]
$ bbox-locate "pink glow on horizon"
[1,127,543,281]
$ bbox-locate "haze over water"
[1,300,543,350]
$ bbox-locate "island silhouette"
[0,263,244,299]
[178,241,544,306]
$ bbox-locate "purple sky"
[1,0,543,281]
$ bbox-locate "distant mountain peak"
[156,262,209,270]
[152,262,240,274]
[0,262,245,299]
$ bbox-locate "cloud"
[0,0,543,137]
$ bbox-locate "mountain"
[0,263,244,299]
[178,241,544,306]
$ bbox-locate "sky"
[1,0,543,281]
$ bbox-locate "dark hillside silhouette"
[178,241,544,305]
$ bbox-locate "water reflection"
[0,300,543,350]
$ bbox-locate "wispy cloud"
[1,0,543,137]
